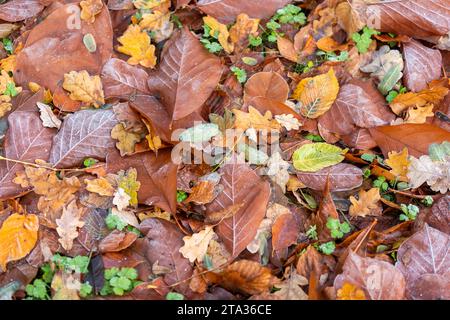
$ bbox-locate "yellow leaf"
[277,36,298,63]
[85,177,115,196]
[385,147,410,180]
[117,24,157,68]
[80,0,103,24]
[316,36,348,52]
[0,70,22,108]
[139,10,173,42]
[292,68,339,118]
[142,118,164,153]
[51,271,81,300]
[233,106,281,131]
[62,70,105,107]
[0,101,11,118]
[0,213,39,271]
[28,82,41,93]
[111,123,142,156]
[404,103,435,124]
[203,16,234,54]
[390,85,448,115]
[229,13,259,47]
[292,142,347,172]
[179,226,216,263]
[337,282,366,300]
[349,188,382,217]
[133,0,170,11]
[56,201,85,251]
[0,54,16,73]
[117,168,141,207]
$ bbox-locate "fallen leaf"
[390,85,449,115]
[51,271,80,300]
[179,226,216,263]
[229,13,259,51]
[407,155,449,194]
[425,196,450,234]
[203,16,233,53]
[396,224,450,300]
[271,213,299,252]
[147,27,223,122]
[292,143,347,172]
[273,268,308,300]
[334,251,406,300]
[336,282,366,300]
[184,180,219,205]
[404,104,435,124]
[99,230,138,253]
[316,36,348,52]
[80,0,104,24]
[275,114,301,131]
[266,152,290,193]
[233,106,281,131]
[349,188,382,217]
[0,23,19,38]
[139,10,174,43]
[85,177,115,197]
[385,148,410,180]
[62,70,105,108]
[0,0,43,22]
[277,37,298,63]
[244,71,290,104]
[36,102,61,129]
[111,123,142,156]
[335,1,365,36]
[292,68,339,119]
[110,208,140,229]
[117,24,157,68]
[0,213,39,271]
[116,168,141,207]
[56,201,85,251]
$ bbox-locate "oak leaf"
[111,123,142,156]
[80,0,103,24]
[404,104,434,124]
[233,106,281,131]
[0,213,39,271]
[56,201,85,251]
[385,148,410,180]
[275,114,301,131]
[113,188,132,211]
[229,14,259,50]
[36,102,61,129]
[349,188,382,217]
[117,25,157,68]
[292,68,339,119]
[179,226,216,263]
[117,168,141,207]
[203,16,233,53]
[390,85,449,115]
[273,268,308,300]
[407,155,449,194]
[62,70,105,108]
[85,177,115,197]
[139,10,174,43]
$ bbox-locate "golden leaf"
[335,2,365,36]
[337,282,366,300]
[390,85,448,115]
[349,188,382,217]
[111,123,142,156]
[80,0,103,24]
[404,104,434,124]
[277,36,298,63]
[229,13,259,48]
[385,147,410,180]
[133,0,170,11]
[179,226,216,263]
[117,24,157,68]
[62,70,105,107]
[142,118,164,153]
[56,201,85,251]
[117,168,141,207]
[0,213,39,271]
[85,177,115,197]
[0,54,16,73]
[184,181,217,205]
[0,101,11,118]
[28,82,41,93]
[203,16,234,54]
[139,10,173,43]
[233,106,281,131]
[292,68,339,118]
[316,36,348,52]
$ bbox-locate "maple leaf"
[62,70,105,108]
[349,188,382,217]
[337,282,366,300]
[85,177,115,197]
[385,148,410,180]
[80,0,103,24]
[203,16,234,53]
[0,213,39,271]
[117,168,141,207]
[56,201,85,251]
[37,102,61,129]
[179,226,216,263]
[111,123,142,156]
[266,152,290,193]
[292,68,339,119]
[117,25,157,68]
[233,106,281,131]
[407,155,449,194]
[275,114,301,131]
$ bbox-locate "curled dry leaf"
[56,201,85,251]
[349,188,382,217]
[334,251,406,300]
[0,213,39,272]
[425,196,450,234]
[36,102,62,129]
[407,155,449,194]
[99,230,138,253]
[395,224,450,300]
[179,226,216,263]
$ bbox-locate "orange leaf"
[316,36,348,52]
[336,282,366,300]
[0,213,39,271]
[277,36,298,63]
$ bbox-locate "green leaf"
[248,35,262,47]
[83,157,98,167]
[4,82,18,97]
[166,292,184,300]
[230,66,247,84]
[177,190,188,203]
[118,268,138,280]
[105,268,119,280]
[79,282,93,298]
[304,133,324,142]
[41,264,54,284]
[26,279,48,300]
[429,141,450,161]
[378,64,402,95]
[105,213,128,231]
[2,38,13,55]
[179,123,220,143]
[292,143,347,172]
[306,225,318,241]
[386,90,399,103]
[352,27,379,54]
[242,56,258,66]
[318,241,335,255]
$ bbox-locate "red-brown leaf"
[271,213,299,252]
[0,0,44,22]
[243,71,290,104]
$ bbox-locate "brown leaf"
[139,218,194,295]
[395,224,450,300]
[197,0,291,24]
[425,196,449,234]
[184,181,219,205]
[99,230,138,253]
[107,149,178,213]
[277,37,298,63]
[296,245,335,280]
[229,13,259,51]
[101,58,150,99]
[368,124,450,158]
[349,188,382,217]
[56,201,85,251]
[403,40,443,92]
[334,251,406,300]
[296,163,363,192]
[271,213,299,252]
[341,128,377,150]
[0,0,43,22]
[212,259,279,295]
[0,93,55,200]
[147,27,223,122]
[14,4,113,93]
[312,177,339,242]
[49,109,118,168]
[206,160,270,258]
[319,80,395,136]
[243,71,289,104]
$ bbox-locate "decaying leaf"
[80,0,104,24]
[111,123,142,156]
[349,188,382,217]
[233,106,281,131]
[407,155,449,194]
[85,177,115,197]
[62,70,105,108]
[385,148,410,180]
[36,102,61,129]
[56,201,85,251]
[179,226,216,263]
